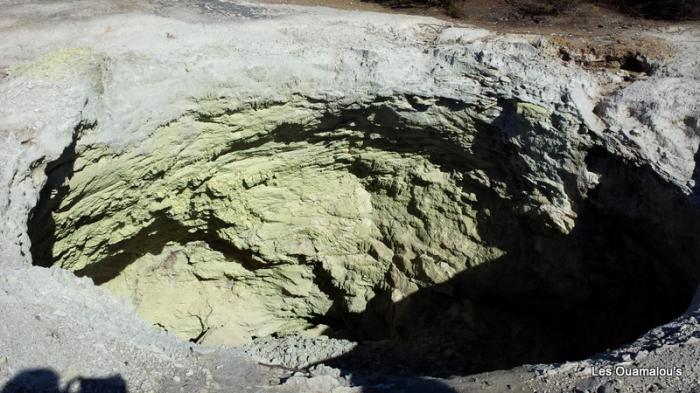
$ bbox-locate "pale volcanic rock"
[0,1,699,392]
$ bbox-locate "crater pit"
[27,94,699,376]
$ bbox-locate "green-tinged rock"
[46,97,552,343]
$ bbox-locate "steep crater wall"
[27,93,699,376]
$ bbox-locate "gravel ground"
[0,1,698,392]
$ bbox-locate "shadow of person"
[64,375,127,393]
[1,369,60,393]
[1,369,128,393]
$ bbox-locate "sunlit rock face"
[30,92,591,345]
[15,16,699,373]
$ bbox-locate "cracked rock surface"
[1,0,699,392]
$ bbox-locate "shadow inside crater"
[317,145,700,378]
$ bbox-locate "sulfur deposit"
[1,1,700,392]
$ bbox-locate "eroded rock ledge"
[1,1,698,389]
